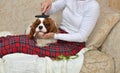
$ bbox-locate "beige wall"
[0,0,44,34]
[0,0,120,34]
[109,0,120,11]
[0,0,62,34]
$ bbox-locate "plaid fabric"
[0,29,85,58]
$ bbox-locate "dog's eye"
[45,24,50,28]
[44,22,50,26]
[45,23,50,26]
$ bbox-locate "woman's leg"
[0,33,85,58]
[0,35,40,58]
[41,40,85,58]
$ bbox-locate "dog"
[25,18,58,47]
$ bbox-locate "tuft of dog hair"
[0,31,13,37]
[25,18,58,47]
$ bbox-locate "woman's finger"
[45,5,51,12]
[41,3,48,13]
[41,0,52,13]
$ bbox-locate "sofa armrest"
[80,50,114,73]
[86,7,120,50]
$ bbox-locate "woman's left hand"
[42,32,55,39]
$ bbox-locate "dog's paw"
[36,43,48,47]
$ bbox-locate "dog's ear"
[29,19,40,39]
[31,19,41,29]
[45,18,58,33]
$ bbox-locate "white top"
[47,0,100,42]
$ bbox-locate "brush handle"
[35,13,49,18]
[42,13,45,15]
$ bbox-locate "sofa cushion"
[86,9,120,50]
[101,21,120,73]
[115,58,120,73]
[97,0,109,8]
[102,21,120,59]
[80,50,114,73]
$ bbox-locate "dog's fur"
[26,18,58,47]
[0,31,13,37]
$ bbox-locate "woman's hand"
[41,0,53,13]
[36,32,55,39]
[42,32,55,39]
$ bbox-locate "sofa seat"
[81,50,114,73]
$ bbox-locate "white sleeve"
[54,2,100,42]
[46,0,66,15]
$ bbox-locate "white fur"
[0,31,13,37]
[37,39,56,47]
[36,18,47,33]
[25,18,47,34]
[25,23,32,34]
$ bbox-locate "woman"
[39,0,100,42]
[37,0,100,56]
[0,0,99,58]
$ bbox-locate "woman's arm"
[45,0,66,15]
[54,2,100,42]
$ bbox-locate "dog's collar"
[35,13,49,18]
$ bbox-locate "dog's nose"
[39,26,43,30]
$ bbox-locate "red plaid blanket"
[0,29,85,58]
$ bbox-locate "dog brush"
[35,13,49,18]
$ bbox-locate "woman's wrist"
[49,0,53,4]
[54,33,58,39]
[47,0,54,3]
[50,0,54,2]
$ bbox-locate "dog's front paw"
[36,43,48,47]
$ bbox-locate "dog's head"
[29,18,58,39]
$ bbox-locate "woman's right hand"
[41,0,53,13]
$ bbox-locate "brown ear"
[29,19,40,39]
[47,18,58,33]
[29,28,35,39]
